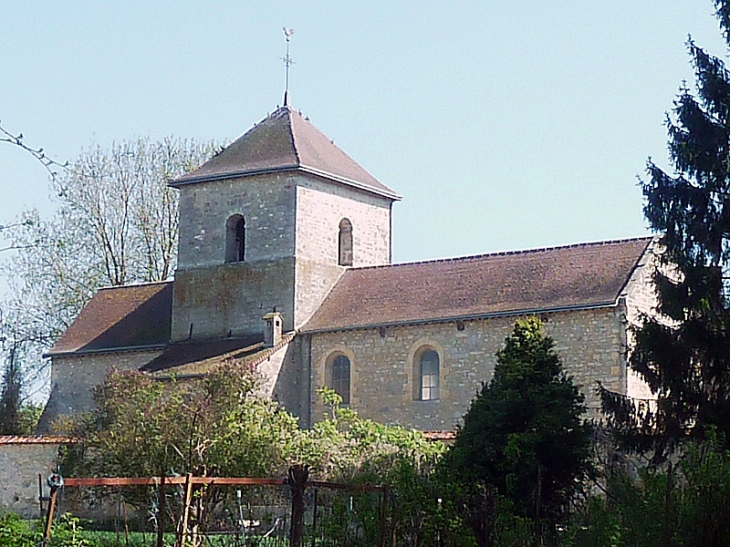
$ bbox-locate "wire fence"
[40,466,388,547]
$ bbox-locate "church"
[38,104,656,433]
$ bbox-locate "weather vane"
[282,27,295,106]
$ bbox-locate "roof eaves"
[169,164,401,201]
[45,343,168,359]
[301,300,620,335]
[169,165,300,187]
[298,165,401,200]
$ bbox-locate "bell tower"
[168,106,400,342]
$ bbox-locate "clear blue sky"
[1,0,727,273]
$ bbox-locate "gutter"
[44,343,168,359]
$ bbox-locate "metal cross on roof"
[282,27,295,106]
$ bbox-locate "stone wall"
[309,306,627,431]
[177,173,297,270]
[173,171,393,339]
[294,177,392,328]
[295,177,392,267]
[0,437,67,518]
[171,258,296,340]
[623,241,658,400]
[39,349,161,431]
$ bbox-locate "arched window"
[418,349,440,401]
[330,354,351,404]
[338,218,353,266]
[225,214,245,263]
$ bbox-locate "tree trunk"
[288,465,309,547]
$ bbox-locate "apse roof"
[172,106,400,200]
[141,332,296,377]
[302,237,654,333]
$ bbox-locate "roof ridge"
[350,236,654,272]
[286,107,302,165]
[249,331,296,368]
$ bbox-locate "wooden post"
[310,488,318,547]
[38,474,44,516]
[157,475,166,547]
[178,473,194,547]
[379,486,389,547]
[288,465,309,547]
[42,486,59,546]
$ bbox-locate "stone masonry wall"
[173,173,299,339]
[295,177,392,267]
[176,173,297,269]
[173,172,392,339]
[0,440,64,518]
[294,177,392,328]
[310,307,626,431]
[38,349,161,432]
[171,258,296,340]
[623,241,659,400]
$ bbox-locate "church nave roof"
[302,237,654,333]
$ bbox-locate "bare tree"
[1,136,219,381]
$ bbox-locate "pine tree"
[602,0,730,457]
[444,318,592,545]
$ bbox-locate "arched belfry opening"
[225,214,245,263]
[338,218,353,266]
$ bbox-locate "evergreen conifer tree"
[602,0,730,456]
[444,318,592,545]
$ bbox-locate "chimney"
[263,312,283,348]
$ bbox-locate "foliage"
[62,379,452,546]
[17,401,43,434]
[0,513,95,547]
[561,438,730,547]
[301,388,444,479]
[0,340,22,434]
[63,363,300,479]
[0,136,218,379]
[0,513,38,546]
[442,317,593,546]
[601,0,730,458]
[61,363,301,536]
[300,388,450,547]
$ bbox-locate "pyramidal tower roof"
[172,106,400,200]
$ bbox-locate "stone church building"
[38,105,655,433]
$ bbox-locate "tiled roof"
[47,282,172,356]
[302,238,653,333]
[423,431,456,442]
[143,332,296,377]
[171,106,399,200]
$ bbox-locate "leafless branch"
[0,244,38,254]
[0,120,69,180]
